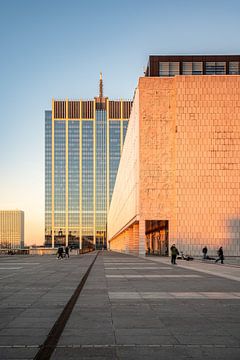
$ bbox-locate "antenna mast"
[99,72,103,98]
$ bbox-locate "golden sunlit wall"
[108,76,240,257]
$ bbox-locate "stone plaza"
[0,251,240,359]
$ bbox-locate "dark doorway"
[145,220,169,256]
[82,236,95,251]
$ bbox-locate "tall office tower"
[45,75,132,249]
[0,210,24,249]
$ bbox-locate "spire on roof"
[99,72,103,98]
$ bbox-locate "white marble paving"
[139,292,174,299]
[0,267,22,270]
[109,292,142,299]
[104,262,147,265]
[108,291,240,300]
[198,292,240,299]
[148,257,240,282]
[104,267,171,270]
[0,262,40,265]
[106,274,201,278]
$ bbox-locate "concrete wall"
[108,76,240,256]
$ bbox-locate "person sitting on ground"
[170,244,179,265]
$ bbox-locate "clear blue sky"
[0,0,239,245]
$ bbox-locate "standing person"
[57,246,64,259]
[65,246,69,258]
[215,246,224,264]
[202,246,208,259]
[170,244,179,265]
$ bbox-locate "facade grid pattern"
[45,98,131,249]
[108,75,240,257]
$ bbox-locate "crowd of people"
[170,244,225,265]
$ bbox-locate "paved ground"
[0,252,240,359]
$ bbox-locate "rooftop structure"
[146,55,240,77]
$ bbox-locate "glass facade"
[123,120,128,143]
[205,62,226,75]
[45,111,52,246]
[96,110,107,249]
[54,121,66,246]
[82,120,94,248]
[68,121,80,247]
[157,60,239,77]
[45,99,131,249]
[229,61,240,75]
[109,121,121,202]
[182,62,203,75]
[147,56,240,77]
[159,62,180,76]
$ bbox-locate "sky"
[0,0,239,246]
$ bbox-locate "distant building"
[45,75,132,249]
[108,55,240,257]
[0,210,24,249]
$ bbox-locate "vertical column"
[79,100,82,250]
[120,100,123,153]
[128,226,133,254]
[106,99,110,212]
[51,99,55,248]
[106,99,110,249]
[21,211,24,249]
[65,98,69,246]
[139,219,146,256]
[93,99,96,246]
[226,61,229,75]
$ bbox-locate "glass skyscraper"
[45,77,132,249]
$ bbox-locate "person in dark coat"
[202,246,208,259]
[57,246,64,259]
[65,246,69,258]
[215,246,224,264]
[170,244,179,265]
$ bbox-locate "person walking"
[170,244,179,265]
[65,246,69,258]
[57,246,64,259]
[215,246,224,264]
[202,246,208,259]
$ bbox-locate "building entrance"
[145,220,169,256]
